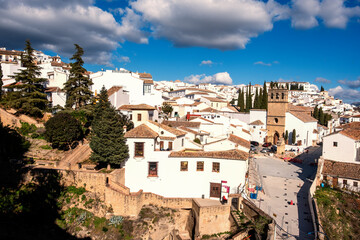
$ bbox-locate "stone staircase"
[248,157,261,189]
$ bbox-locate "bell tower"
[266,88,288,154]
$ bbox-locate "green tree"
[64,44,93,109]
[245,83,252,112]
[320,86,325,92]
[9,40,48,117]
[90,87,129,167]
[0,63,3,99]
[284,130,289,144]
[292,129,296,145]
[254,88,259,109]
[262,81,268,110]
[162,102,173,118]
[44,112,83,150]
[313,105,318,119]
[319,107,324,125]
[286,83,290,90]
[238,88,245,112]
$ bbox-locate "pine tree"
[9,40,48,117]
[262,81,268,110]
[64,44,93,109]
[90,86,129,167]
[0,63,3,99]
[292,129,296,145]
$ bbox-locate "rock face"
[0,108,44,128]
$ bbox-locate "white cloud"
[338,77,360,88]
[184,72,232,85]
[319,0,360,28]
[315,77,331,83]
[254,61,272,66]
[329,86,360,101]
[291,0,320,29]
[119,56,131,63]
[200,60,214,66]
[0,0,148,65]
[131,0,274,50]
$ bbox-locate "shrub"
[17,122,37,136]
[31,133,40,139]
[40,145,52,150]
[194,138,201,144]
[44,112,83,150]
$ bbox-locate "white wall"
[249,110,267,127]
[51,91,66,108]
[285,112,317,147]
[204,139,249,152]
[323,133,360,163]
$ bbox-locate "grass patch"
[40,145,52,150]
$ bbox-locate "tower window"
[282,93,285,99]
[271,93,274,99]
[276,93,279,99]
[274,118,278,123]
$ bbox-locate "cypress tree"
[0,63,3,99]
[320,86,324,92]
[246,83,252,112]
[90,86,129,167]
[240,88,245,112]
[9,40,48,117]
[254,88,259,109]
[319,107,324,125]
[286,83,290,90]
[292,129,296,145]
[237,88,241,107]
[284,130,289,144]
[64,44,93,109]
[313,106,318,119]
[262,81,268,110]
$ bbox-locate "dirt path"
[57,143,92,169]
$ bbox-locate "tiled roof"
[169,149,248,160]
[289,111,317,123]
[342,122,360,130]
[340,129,360,140]
[288,104,313,114]
[185,92,209,95]
[249,120,264,125]
[159,136,176,140]
[107,86,122,96]
[193,117,215,124]
[200,107,219,113]
[138,72,152,79]
[202,97,227,103]
[163,121,201,128]
[0,49,22,55]
[45,87,61,92]
[118,104,155,111]
[148,120,186,137]
[242,129,250,135]
[228,134,251,149]
[178,126,209,135]
[124,124,158,138]
[323,160,360,181]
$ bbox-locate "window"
[197,161,204,171]
[333,142,338,147]
[212,162,220,173]
[129,114,132,120]
[343,179,347,185]
[134,142,144,157]
[144,84,151,93]
[180,161,188,171]
[354,181,358,187]
[148,162,158,176]
[168,142,173,150]
[276,93,279,99]
[137,114,142,121]
[253,126,256,129]
[271,93,274,99]
[274,118,278,123]
[282,93,285,99]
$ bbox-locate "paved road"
[250,146,321,240]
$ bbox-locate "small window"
[148,162,158,177]
[129,114,132,120]
[282,93,285,99]
[276,93,279,99]
[180,161,188,171]
[343,179,347,185]
[137,113,142,121]
[212,162,220,173]
[134,142,144,157]
[253,126,256,129]
[333,142,338,147]
[271,93,274,99]
[354,181,358,187]
[168,142,173,150]
[274,118,278,123]
[197,161,204,171]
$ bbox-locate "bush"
[40,145,52,150]
[31,133,40,139]
[44,112,83,150]
[17,122,37,136]
[194,138,201,144]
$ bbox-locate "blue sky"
[0,0,359,102]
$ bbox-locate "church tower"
[266,88,289,154]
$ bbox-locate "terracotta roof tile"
[45,87,61,92]
[202,97,227,103]
[323,160,360,180]
[290,111,317,123]
[200,107,219,113]
[340,129,360,140]
[124,124,158,138]
[249,120,264,125]
[118,104,155,111]
[138,72,152,79]
[148,120,186,137]
[242,129,250,135]
[169,149,248,161]
[228,134,251,149]
[163,121,200,128]
[159,136,176,140]
[107,86,122,97]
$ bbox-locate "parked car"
[271,145,277,152]
[251,141,259,146]
[260,148,270,153]
[262,142,272,147]
[250,146,257,152]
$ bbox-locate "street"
[250,146,322,239]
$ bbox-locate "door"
[332,177,338,187]
[210,183,221,198]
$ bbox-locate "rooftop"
[118,104,155,111]
[228,134,251,149]
[249,120,264,125]
[148,120,186,137]
[323,159,360,181]
[107,86,122,97]
[162,120,201,128]
[169,149,248,160]
[124,124,158,138]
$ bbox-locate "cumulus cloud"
[131,0,275,50]
[291,0,321,29]
[0,0,148,65]
[200,60,214,66]
[184,72,232,85]
[338,77,360,88]
[315,77,331,83]
[329,86,360,101]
